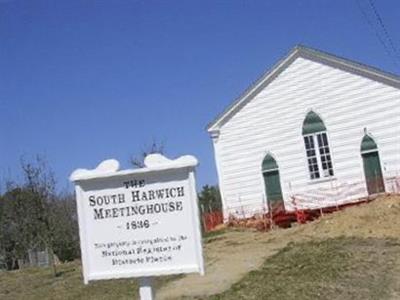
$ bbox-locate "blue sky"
[1,0,399,191]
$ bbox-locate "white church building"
[207,45,400,218]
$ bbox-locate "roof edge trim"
[207,45,400,132]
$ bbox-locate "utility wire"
[355,0,400,69]
[367,0,400,61]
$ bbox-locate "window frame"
[303,131,334,180]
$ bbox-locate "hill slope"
[158,195,400,299]
[1,195,399,300]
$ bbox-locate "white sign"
[70,154,204,284]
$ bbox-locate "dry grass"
[1,195,400,299]
[158,195,400,299]
[0,261,178,300]
[206,237,400,300]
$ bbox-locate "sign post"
[70,154,204,299]
[138,277,154,300]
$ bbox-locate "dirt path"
[389,246,400,300]
[157,230,286,299]
[157,195,400,299]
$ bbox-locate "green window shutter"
[302,111,326,135]
[361,135,378,152]
[262,154,278,172]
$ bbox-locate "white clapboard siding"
[212,55,400,217]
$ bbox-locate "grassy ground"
[0,261,179,300]
[3,236,399,300]
[206,237,400,300]
[1,195,400,299]
[157,195,400,299]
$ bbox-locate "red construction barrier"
[207,176,400,232]
[202,211,224,232]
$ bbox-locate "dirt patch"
[156,229,282,299]
[156,195,400,299]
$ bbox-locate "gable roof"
[207,45,400,133]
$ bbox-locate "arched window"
[302,111,334,180]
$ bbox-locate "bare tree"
[129,139,165,168]
[20,155,58,276]
[51,191,80,262]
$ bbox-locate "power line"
[355,0,400,69]
[367,0,400,62]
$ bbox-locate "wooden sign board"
[70,154,204,284]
